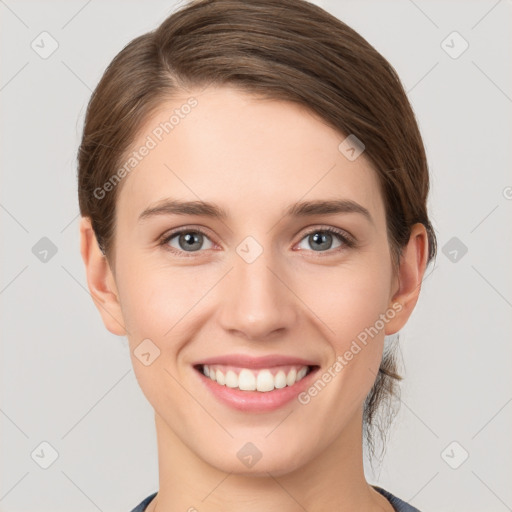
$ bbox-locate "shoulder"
[372,485,422,512]
[129,491,158,512]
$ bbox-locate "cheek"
[115,259,218,351]
[116,264,201,404]
[116,252,183,322]
[308,259,392,339]
[302,253,394,404]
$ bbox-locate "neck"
[147,410,393,512]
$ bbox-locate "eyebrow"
[138,198,373,224]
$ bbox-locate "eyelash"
[158,225,356,258]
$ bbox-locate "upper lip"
[194,354,318,369]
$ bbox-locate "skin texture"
[80,86,428,512]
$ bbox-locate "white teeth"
[225,370,238,388]
[238,369,256,391]
[201,364,311,392]
[256,370,274,392]
[286,368,297,386]
[297,367,308,380]
[274,370,287,389]
[216,369,225,385]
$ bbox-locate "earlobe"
[79,217,127,336]
[385,223,429,335]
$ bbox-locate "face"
[104,86,401,476]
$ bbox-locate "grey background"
[1,0,511,511]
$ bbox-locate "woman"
[77,0,436,510]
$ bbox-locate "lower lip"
[195,366,319,412]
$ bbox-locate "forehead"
[115,86,385,227]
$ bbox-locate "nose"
[217,247,298,342]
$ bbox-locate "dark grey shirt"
[130,486,421,511]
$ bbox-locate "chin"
[206,446,308,478]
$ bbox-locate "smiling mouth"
[194,364,318,392]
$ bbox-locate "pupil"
[311,232,331,251]
[182,232,201,250]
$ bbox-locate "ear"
[79,217,127,336]
[385,223,430,335]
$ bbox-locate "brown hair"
[77,0,437,463]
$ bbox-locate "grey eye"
[297,231,343,252]
[167,231,214,252]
